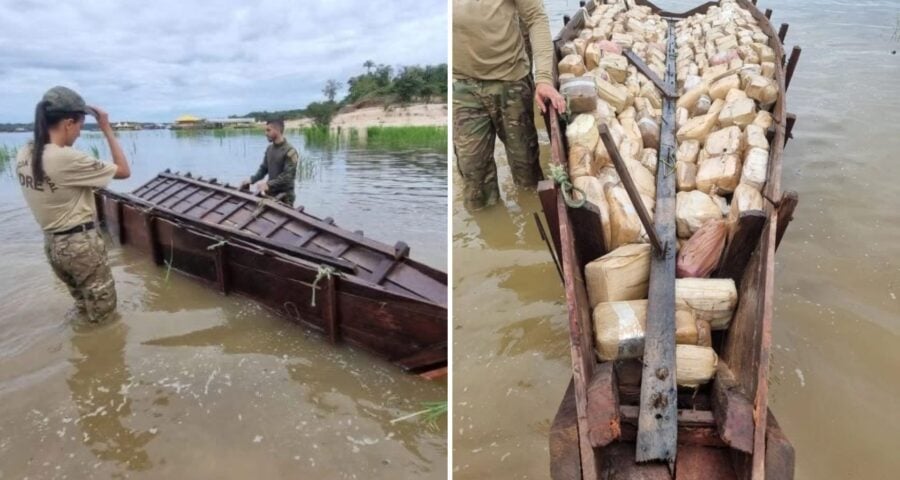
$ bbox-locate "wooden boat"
[538,0,801,478]
[94,171,447,377]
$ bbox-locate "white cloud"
[0,0,447,122]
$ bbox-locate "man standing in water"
[453,0,566,210]
[17,86,130,323]
[241,119,300,206]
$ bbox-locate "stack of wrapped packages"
[562,0,775,388]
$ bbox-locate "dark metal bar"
[785,46,802,90]
[623,49,674,97]
[636,19,679,466]
[599,125,664,255]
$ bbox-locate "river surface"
[0,129,447,479]
[453,1,900,478]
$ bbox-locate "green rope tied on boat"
[548,163,586,209]
[310,265,338,307]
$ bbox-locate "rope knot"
[310,265,339,307]
[548,163,586,208]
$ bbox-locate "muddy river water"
[0,130,447,479]
[454,1,900,478]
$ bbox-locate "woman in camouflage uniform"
[16,86,131,323]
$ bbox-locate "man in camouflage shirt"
[453,0,566,210]
[241,119,300,206]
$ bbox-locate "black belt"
[52,222,95,236]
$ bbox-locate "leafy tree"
[363,60,375,73]
[323,79,342,103]
[305,101,338,128]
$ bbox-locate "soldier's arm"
[267,148,299,191]
[515,0,553,86]
[249,151,268,183]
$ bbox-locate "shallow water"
[0,129,447,479]
[453,1,900,478]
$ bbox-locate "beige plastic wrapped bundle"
[592,300,701,361]
[676,99,725,142]
[704,126,743,156]
[560,79,598,114]
[677,140,700,163]
[637,117,660,150]
[718,95,757,128]
[585,42,602,71]
[568,144,594,179]
[624,157,656,199]
[600,53,628,83]
[596,78,629,112]
[696,153,742,194]
[675,345,718,387]
[676,107,690,130]
[585,243,650,307]
[611,32,635,49]
[561,41,578,57]
[566,114,599,150]
[640,148,658,175]
[676,278,738,329]
[597,39,623,55]
[728,183,764,227]
[676,190,722,238]
[605,183,646,249]
[574,38,588,57]
[559,54,587,76]
[761,61,776,79]
[573,175,613,248]
[676,161,697,191]
[709,74,740,100]
[741,147,769,191]
[744,124,769,151]
[753,110,774,130]
[744,74,778,107]
[752,42,775,63]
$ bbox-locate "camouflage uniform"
[44,229,117,323]
[250,139,300,206]
[453,75,542,210]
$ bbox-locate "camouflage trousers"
[44,228,117,323]
[453,75,542,210]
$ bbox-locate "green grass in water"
[390,400,447,430]
[364,126,447,150]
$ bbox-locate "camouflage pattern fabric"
[453,75,542,210]
[44,229,117,323]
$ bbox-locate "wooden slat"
[785,46,802,90]
[550,379,582,480]
[195,195,232,219]
[297,229,321,247]
[623,49,673,97]
[234,206,264,230]
[179,189,218,214]
[217,200,249,224]
[775,191,799,250]
[765,411,795,480]
[263,215,291,238]
[785,112,797,146]
[214,244,229,294]
[330,242,353,258]
[586,362,621,447]
[717,210,767,283]
[322,275,339,344]
[146,181,187,203]
[636,19,678,465]
[764,8,772,19]
[368,257,399,285]
[538,180,563,257]
[711,362,755,453]
[144,215,161,265]
[140,179,177,200]
[778,23,789,43]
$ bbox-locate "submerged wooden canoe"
[540,0,800,478]
[94,171,447,376]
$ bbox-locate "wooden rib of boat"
[94,171,447,376]
[539,0,800,478]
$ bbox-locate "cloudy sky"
[0,0,447,123]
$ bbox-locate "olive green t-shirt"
[453,0,554,86]
[16,143,117,233]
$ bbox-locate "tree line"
[235,62,447,128]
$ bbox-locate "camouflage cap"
[41,86,93,116]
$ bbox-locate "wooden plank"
[217,200,249,224]
[394,344,447,372]
[716,210,767,283]
[623,49,673,97]
[586,362,621,447]
[179,189,218,214]
[775,191,799,251]
[538,180,563,257]
[143,215,162,265]
[195,195,231,219]
[368,257,399,285]
[550,379,582,480]
[557,193,600,478]
[765,411,795,480]
[323,275,340,344]
[764,8,772,19]
[568,203,608,269]
[330,242,353,258]
[214,243,229,294]
[675,445,739,480]
[785,46,801,90]
[297,229,321,248]
[263,215,292,238]
[711,362,755,453]
[141,179,178,201]
[785,113,797,146]
[148,181,190,204]
[234,205,264,230]
[778,23,789,43]
[636,19,678,465]
[600,124,663,255]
